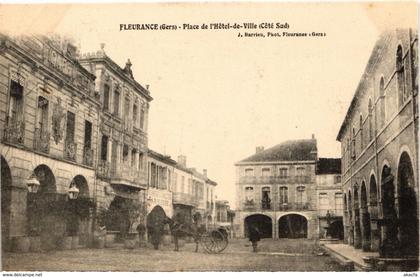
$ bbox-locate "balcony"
[83,147,94,167]
[239,175,312,184]
[110,163,147,189]
[97,160,110,178]
[64,141,77,162]
[33,128,50,153]
[3,118,25,145]
[243,200,257,211]
[318,209,344,217]
[261,200,271,210]
[173,192,196,207]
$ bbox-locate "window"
[8,80,24,123]
[150,163,157,188]
[113,89,120,116]
[319,193,329,211]
[245,187,254,203]
[279,186,288,204]
[335,192,343,213]
[122,144,129,163]
[131,149,137,167]
[124,98,130,118]
[368,99,373,141]
[245,168,254,176]
[396,45,407,105]
[413,40,418,92]
[103,83,110,111]
[379,77,385,128]
[262,168,270,177]
[359,114,363,150]
[100,135,108,161]
[279,168,288,178]
[296,186,306,206]
[84,120,92,150]
[133,104,138,125]
[261,187,271,209]
[66,111,75,143]
[140,107,145,129]
[139,152,144,170]
[296,167,305,176]
[36,96,49,133]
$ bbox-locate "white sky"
[0,2,416,208]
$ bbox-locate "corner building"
[336,29,418,266]
[235,137,319,239]
[0,34,100,250]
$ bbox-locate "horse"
[165,216,206,252]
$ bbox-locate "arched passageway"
[398,152,418,257]
[353,186,362,248]
[67,175,91,246]
[147,205,167,247]
[278,214,307,239]
[361,182,371,251]
[1,156,12,250]
[369,175,379,251]
[380,165,399,257]
[28,164,60,251]
[107,196,131,241]
[245,214,272,239]
[330,220,344,240]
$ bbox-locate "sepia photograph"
[0,1,418,272]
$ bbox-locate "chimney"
[178,155,187,167]
[203,169,207,177]
[311,134,315,139]
[256,146,264,154]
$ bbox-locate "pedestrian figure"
[136,223,146,247]
[248,225,261,253]
[170,212,184,251]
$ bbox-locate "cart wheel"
[200,230,228,253]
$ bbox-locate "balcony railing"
[3,118,25,145]
[241,201,311,211]
[318,209,344,217]
[110,162,147,189]
[33,128,50,153]
[64,141,77,162]
[239,175,312,184]
[97,160,110,178]
[83,147,94,167]
[173,192,196,206]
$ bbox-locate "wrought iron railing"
[33,128,50,153]
[3,117,25,145]
[83,147,94,167]
[239,175,312,184]
[97,160,110,178]
[64,141,77,162]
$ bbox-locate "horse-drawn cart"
[199,228,229,253]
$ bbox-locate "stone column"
[369,205,380,251]
[354,209,362,249]
[360,207,371,251]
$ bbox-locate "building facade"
[315,158,343,240]
[0,34,100,250]
[79,46,152,237]
[147,149,175,219]
[235,137,319,239]
[336,29,418,264]
[215,200,236,238]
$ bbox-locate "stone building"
[235,137,319,239]
[79,46,152,237]
[171,155,217,226]
[336,29,418,268]
[0,34,100,251]
[315,158,343,240]
[146,149,175,220]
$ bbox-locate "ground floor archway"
[278,214,307,238]
[330,220,344,240]
[107,196,131,240]
[244,214,272,239]
[1,156,12,250]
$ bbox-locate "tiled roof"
[316,158,341,175]
[237,139,317,164]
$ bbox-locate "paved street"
[2,239,345,271]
